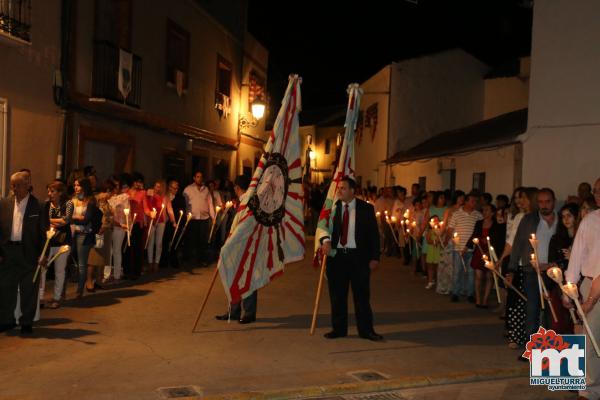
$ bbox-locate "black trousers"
[0,244,38,325]
[230,291,257,319]
[184,219,209,265]
[326,250,374,336]
[160,223,179,268]
[124,224,144,276]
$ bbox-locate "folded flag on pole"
[218,75,305,304]
[313,84,363,265]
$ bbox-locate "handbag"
[94,233,104,249]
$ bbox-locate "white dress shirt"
[11,194,30,241]
[183,184,215,220]
[337,198,357,249]
[565,209,600,283]
[535,212,558,264]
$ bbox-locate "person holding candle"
[546,203,579,334]
[144,180,175,273]
[424,215,442,289]
[409,196,426,277]
[563,183,600,400]
[183,171,215,268]
[161,179,185,269]
[447,192,482,303]
[39,181,73,309]
[500,187,534,349]
[0,172,46,334]
[507,188,557,339]
[71,177,100,298]
[466,204,505,308]
[107,176,130,283]
[87,179,115,290]
[124,172,146,278]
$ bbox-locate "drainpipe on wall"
[0,98,7,196]
[53,0,73,179]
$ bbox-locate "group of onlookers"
[0,166,248,334]
[363,178,600,395]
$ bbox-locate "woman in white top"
[502,187,537,349]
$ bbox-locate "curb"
[202,366,529,400]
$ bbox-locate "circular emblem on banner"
[248,152,289,226]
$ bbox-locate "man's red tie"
[340,203,349,246]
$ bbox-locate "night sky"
[247,0,533,125]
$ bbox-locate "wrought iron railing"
[0,0,32,43]
[92,40,142,108]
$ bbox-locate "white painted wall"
[390,145,516,197]
[355,65,390,189]
[389,49,487,155]
[522,0,600,201]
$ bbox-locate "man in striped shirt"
[448,193,482,302]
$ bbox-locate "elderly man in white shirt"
[183,171,215,267]
[0,172,46,334]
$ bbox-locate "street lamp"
[239,99,266,129]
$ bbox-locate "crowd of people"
[3,164,600,390]
[0,166,250,333]
[307,179,600,362]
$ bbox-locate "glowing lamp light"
[251,100,266,120]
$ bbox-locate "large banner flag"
[218,75,305,303]
[313,84,363,263]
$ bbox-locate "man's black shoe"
[359,332,384,342]
[467,296,476,303]
[239,315,256,324]
[324,331,347,339]
[20,325,33,334]
[0,323,16,333]
[450,295,459,302]
[215,313,240,321]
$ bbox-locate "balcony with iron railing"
[0,0,32,44]
[92,40,142,108]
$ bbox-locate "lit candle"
[174,212,193,250]
[124,208,131,246]
[169,210,184,251]
[33,228,56,282]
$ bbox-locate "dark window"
[418,176,426,191]
[248,70,265,109]
[0,0,32,43]
[216,55,232,97]
[164,153,186,186]
[472,172,486,193]
[166,19,190,89]
[94,0,132,50]
[440,169,456,192]
[324,139,331,155]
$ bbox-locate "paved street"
[0,240,569,400]
[307,377,571,400]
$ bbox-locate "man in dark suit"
[0,171,46,334]
[320,176,383,341]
